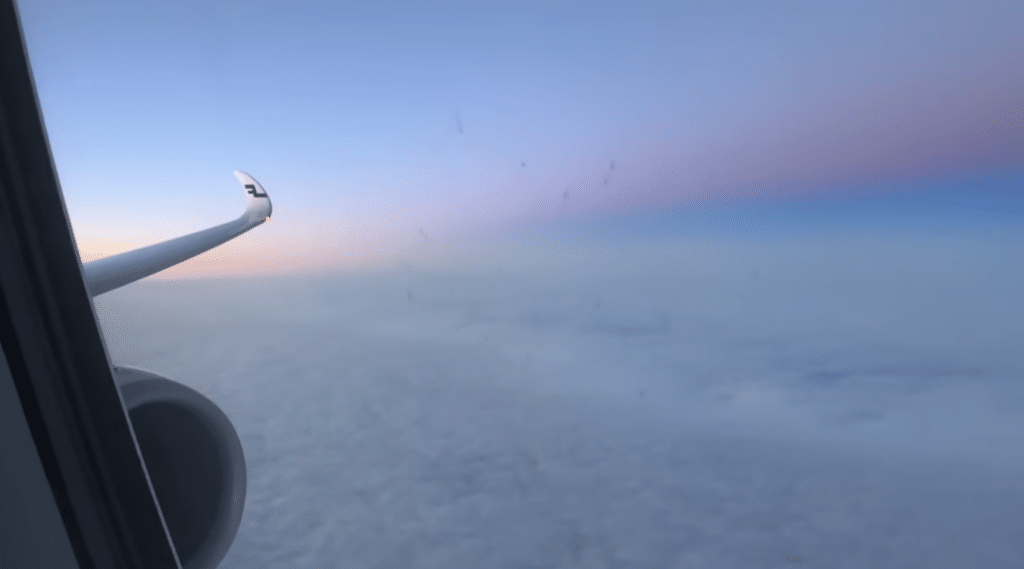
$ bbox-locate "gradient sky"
[14,0,1024,276]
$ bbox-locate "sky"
[14,0,1024,276]
[10,3,1024,565]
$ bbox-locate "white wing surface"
[81,171,272,296]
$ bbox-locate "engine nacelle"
[113,366,246,569]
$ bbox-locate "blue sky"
[18,5,1021,563]
[14,0,1023,276]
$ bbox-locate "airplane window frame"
[0,1,180,567]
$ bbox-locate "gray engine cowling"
[113,366,246,569]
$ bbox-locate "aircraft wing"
[81,171,272,296]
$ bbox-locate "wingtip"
[234,170,272,223]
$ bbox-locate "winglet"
[235,170,272,223]
[81,172,275,296]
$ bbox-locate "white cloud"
[94,229,1024,568]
